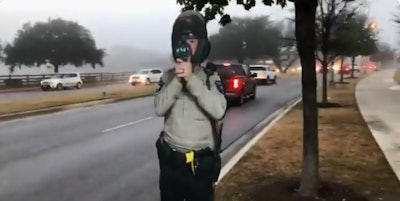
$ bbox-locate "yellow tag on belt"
[185,151,195,174]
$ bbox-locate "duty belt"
[170,147,213,175]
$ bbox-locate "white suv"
[40,72,83,91]
[129,68,163,85]
[249,65,277,85]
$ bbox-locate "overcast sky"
[0,0,399,53]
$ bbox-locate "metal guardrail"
[0,72,136,88]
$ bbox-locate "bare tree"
[278,18,300,73]
[334,13,378,81]
[315,0,359,106]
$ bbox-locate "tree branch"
[327,53,338,64]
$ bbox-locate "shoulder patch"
[215,80,224,94]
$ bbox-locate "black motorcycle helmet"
[171,10,211,64]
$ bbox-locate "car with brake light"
[213,62,257,106]
[249,65,277,85]
[339,64,360,75]
[129,68,163,85]
[338,65,351,75]
[362,62,379,71]
[40,72,83,91]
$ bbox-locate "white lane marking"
[102,116,153,133]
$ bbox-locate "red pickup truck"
[212,62,257,106]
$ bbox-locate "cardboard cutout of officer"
[154,10,227,201]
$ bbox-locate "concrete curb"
[0,94,154,121]
[217,97,302,184]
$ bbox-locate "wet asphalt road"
[0,76,301,201]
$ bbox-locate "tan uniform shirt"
[154,65,227,152]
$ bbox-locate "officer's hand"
[175,58,193,80]
[175,61,184,77]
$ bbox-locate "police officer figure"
[154,10,227,201]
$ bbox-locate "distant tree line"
[208,15,297,72]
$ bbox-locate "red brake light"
[223,63,231,66]
[345,67,349,71]
[233,78,239,88]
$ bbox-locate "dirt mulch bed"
[215,78,400,201]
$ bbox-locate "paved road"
[0,76,301,201]
[0,82,131,101]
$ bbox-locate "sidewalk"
[356,68,400,181]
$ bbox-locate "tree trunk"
[350,56,355,78]
[294,0,319,197]
[320,9,332,105]
[329,61,335,86]
[340,56,344,83]
[53,64,59,73]
[273,58,283,73]
[321,60,328,104]
[283,67,289,73]
[283,55,300,73]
